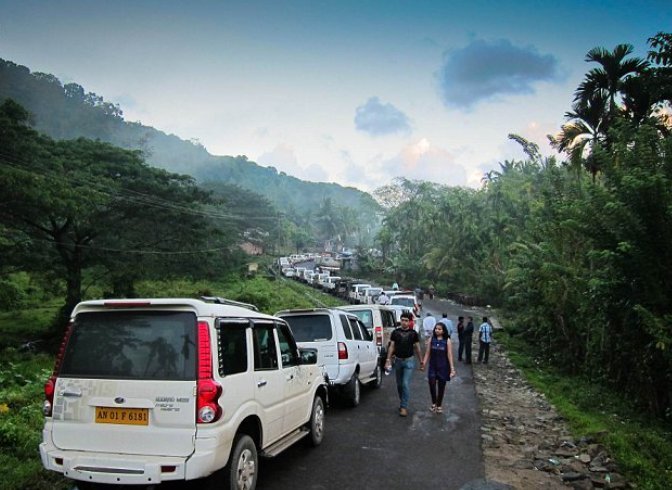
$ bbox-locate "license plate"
[95,407,149,426]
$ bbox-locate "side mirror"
[299,348,318,365]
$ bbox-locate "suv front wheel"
[226,434,258,490]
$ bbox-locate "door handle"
[286,374,294,381]
[257,380,268,387]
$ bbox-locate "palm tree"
[550,92,607,177]
[575,44,649,122]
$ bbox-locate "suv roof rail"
[200,296,259,311]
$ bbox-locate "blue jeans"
[394,357,416,409]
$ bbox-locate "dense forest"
[0,58,380,230]
[372,33,672,417]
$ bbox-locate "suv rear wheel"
[369,364,383,389]
[345,373,360,407]
[306,396,325,446]
[226,434,257,490]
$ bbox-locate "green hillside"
[0,58,380,219]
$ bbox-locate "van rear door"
[280,313,337,381]
[50,310,198,457]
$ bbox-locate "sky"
[1,0,669,192]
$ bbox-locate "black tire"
[306,396,325,446]
[225,434,258,490]
[345,373,360,407]
[369,364,383,389]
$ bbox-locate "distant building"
[240,242,263,256]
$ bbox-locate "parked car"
[282,267,296,277]
[348,283,372,304]
[40,297,328,490]
[322,275,341,291]
[360,286,383,304]
[337,304,397,359]
[389,294,420,316]
[275,308,382,406]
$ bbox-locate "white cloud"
[354,96,412,136]
[380,139,467,187]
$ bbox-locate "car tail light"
[338,342,348,360]
[44,321,74,416]
[197,321,222,424]
[374,326,383,346]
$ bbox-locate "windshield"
[60,311,197,380]
[282,314,333,342]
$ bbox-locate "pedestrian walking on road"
[441,313,455,339]
[421,322,456,413]
[463,317,474,364]
[456,316,465,361]
[477,317,493,364]
[385,311,423,417]
[421,312,436,345]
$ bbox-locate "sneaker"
[399,408,408,417]
[436,406,443,414]
[430,404,436,412]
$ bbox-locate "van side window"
[383,310,395,328]
[349,317,363,340]
[340,315,353,339]
[358,320,373,341]
[217,322,248,375]
[253,324,279,370]
[277,322,299,367]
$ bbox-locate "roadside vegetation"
[500,327,672,489]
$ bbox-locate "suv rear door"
[50,309,197,457]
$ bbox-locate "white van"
[338,304,397,357]
[348,283,371,304]
[40,298,328,489]
[275,308,382,406]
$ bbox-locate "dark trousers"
[478,341,490,363]
[463,335,472,363]
[428,376,447,406]
[457,333,465,360]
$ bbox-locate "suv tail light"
[374,326,383,346]
[197,321,222,424]
[44,321,75,416]
[337,341,348,360]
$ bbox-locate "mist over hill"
[0,58,379,217]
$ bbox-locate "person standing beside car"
[385,311,422,417]
[378,291,390,305]
[421,312,436,345]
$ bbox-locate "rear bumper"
[40,426,231,484]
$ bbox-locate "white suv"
[40,298,328,489]
[275,308,382,406]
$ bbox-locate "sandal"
[436,406,443,414]
[430,404,436,412]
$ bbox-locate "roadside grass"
[0,275,345,490]
[500,329,672,490]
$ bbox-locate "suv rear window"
[348,309,373,330]
[283,314,333,342]
[391,297,415,308]
[60,311,197,381]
